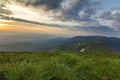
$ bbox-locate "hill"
[50,40,117,54]
[0,52,120,80]
[49,36,120,53]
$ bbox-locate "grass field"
[0,52,120,80]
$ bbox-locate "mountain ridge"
[0,36,120,53]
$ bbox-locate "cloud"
[0,13,68,29]
[98,10,120,30]
[61,0,101,21]
[4,0,101,22]
[0,1,12,15]
[84,26,115,34]
[0,0,101,25]
[1,0,120,38]
[14,0,63,10]
[0,7,12,15]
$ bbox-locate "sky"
[0,0,120,46]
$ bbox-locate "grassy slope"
[50,41,117,54]
[0,52,120,80]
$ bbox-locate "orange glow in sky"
[0,20,90,36]
[0,20,12,30]
[0,23,8,30]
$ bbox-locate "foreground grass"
[0,52,120,80]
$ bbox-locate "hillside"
[0,52,120,80]
[41,36,120,53]
[49,37,118,54]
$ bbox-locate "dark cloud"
[17,0,63,10]
[82,26,115,33]
[99,10,120,21]
[14,0,101,22]
[0,14,67,29]
[0,8,12,15]
[99,11,111,20]
[99,10,120,29]
[0,2,12,15]
[72,25,116,35]
[0,0,101,22]
[61,0,101,21]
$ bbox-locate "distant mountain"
[48,36,120,53]
[49,39,116,54]
[0,36,120,53]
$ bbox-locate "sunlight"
[0,23,9,30]
[0,20,13,30]
[0,24,6,29]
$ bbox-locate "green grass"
[0,52,120,80]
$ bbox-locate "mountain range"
[48,36,120,53]
[0,36,120,53]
